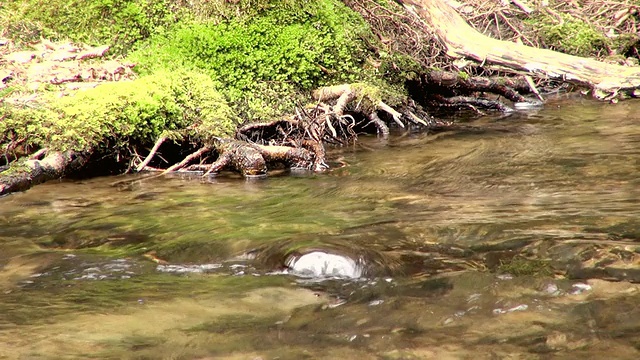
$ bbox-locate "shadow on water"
[1,96,640,358]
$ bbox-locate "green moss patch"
[1,0,412,168]
[0,0,180,54]
[1,70,236,152]
[128,0,377,121]
[526,13,607,57]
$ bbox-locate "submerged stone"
[285,251,365,279]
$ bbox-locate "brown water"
[1,96,640,359]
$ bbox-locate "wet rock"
[541,282,561,296]
[285,251,364,279]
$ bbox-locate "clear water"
[1,96,639,359]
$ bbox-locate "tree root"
[153,83,446,178]
[0,150,90,196]
[163,139,315,177]
[136,136,167,172]
[407,70,544,112]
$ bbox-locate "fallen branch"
[136,136,166,172]
[162,145,212,174]
[0,151,90,196]
[397,0,640,100]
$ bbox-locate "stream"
[1,96,639,359]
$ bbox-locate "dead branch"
[162,146,212,174]
[136,136,167,172]
[396,0,640,100]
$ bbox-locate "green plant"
[0,70,237,153]
[527,13,607,57]
[128,0,375,120]
[0,0,180,54]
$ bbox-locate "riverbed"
[1,96,639,359]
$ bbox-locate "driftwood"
[0,151,90,196]
[396,0,640,100]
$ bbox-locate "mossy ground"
[0,0,412,168]
[526,13,608,58]
[1,70,236,153]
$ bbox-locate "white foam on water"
[286,251,364,279]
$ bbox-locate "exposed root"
[29,148,48,160]
[378,101,404,128]
[136,136,167,172]
[423,70,527,102]
[151,83,446,178]
[163,145,213,174]
[367,112,390,138]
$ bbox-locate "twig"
[524,75,544,102]
[136,136,166,172]
[510,0,533,14]
[162,146,212,174]
[325,115,338,138]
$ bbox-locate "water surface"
[1,96,639,359]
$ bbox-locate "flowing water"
[1,96,639,359]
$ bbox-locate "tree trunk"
[396,0,640,100]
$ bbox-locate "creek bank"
[2,0,640,194]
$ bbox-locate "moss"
[0,158,31,177]
[127,0,380,121]
[0,0,181,54]
[348,81,405,110]
[1,0,413,162]
[0,70,237,153]
[498,257,553,277]
[457,71,470,81]
[526,13,607,57]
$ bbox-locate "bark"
[396,0,640,100]
[423,71,527,103]
[0,151,90,196]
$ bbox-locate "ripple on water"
[15,254,150,288]
[156,263,223,274]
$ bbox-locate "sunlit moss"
[0,0,181,54]
[0,70,237,152]
[128,0,377,121]
[526,13,607,57]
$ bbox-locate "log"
[396,0,640,100]
[0,151,90,196]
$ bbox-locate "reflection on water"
[1,97,640,359]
